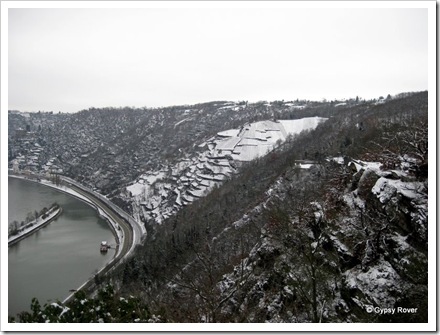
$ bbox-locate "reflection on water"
[8,177,116,317]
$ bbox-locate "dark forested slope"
[110,91,429,323]
[9,92,429,323]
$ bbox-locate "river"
[8,177,116,318]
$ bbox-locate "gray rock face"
[213,159,427,323]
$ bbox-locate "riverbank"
[8,205,62,247]
[8,173,137,306]
[8,174,124,257]
[7,176,118,317]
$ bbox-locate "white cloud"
[6,4,429,113]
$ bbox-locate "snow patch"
[372,177,425,203]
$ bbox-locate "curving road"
[9,172,145,303]
[58,178,144,289]
[60,177,144,256]
[65,183,134,259]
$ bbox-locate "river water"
[8,177,116,317]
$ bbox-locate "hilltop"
[8,91,429,323]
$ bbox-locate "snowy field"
[125,117,327,224]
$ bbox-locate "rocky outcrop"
[214,158,428,323]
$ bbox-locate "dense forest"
[9,92,429,323]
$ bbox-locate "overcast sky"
[7,4,428,114]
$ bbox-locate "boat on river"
[100,241,109,252]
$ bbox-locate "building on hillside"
[12,160,19,173]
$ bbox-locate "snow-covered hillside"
[215,118,326,161]
[124,117,327,224]
[9,92,429,324]
[211,157,428,322]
